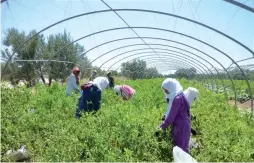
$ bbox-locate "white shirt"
[66,73,79,95]
[92,77,109,92]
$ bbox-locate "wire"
[63,0,70,29]
[224,0,250,32]
[11,59,79,65]
[172,0,183,31]
[81,0,102,66]
[5,0,17,28]
[12,0,44,17]
[100,0,168,67]
[188,0,203,50]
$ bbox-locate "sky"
[1,0,254,74]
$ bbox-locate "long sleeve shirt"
[66,73,79,95]
[120,85,136,100]
[160,94,190,129]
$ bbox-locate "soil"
[228,100,253,113]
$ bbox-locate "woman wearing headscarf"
[183,87,199,106]
[184,87,199,135]
[163,87,199,118]
[66,67,80,96]
[75,76,109,119]
[158,78,191,153]
[114,85,136,100]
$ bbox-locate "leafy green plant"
[1,79,254,162]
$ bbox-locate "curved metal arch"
[84,26,253,65]
[103,50,219,91]
[134,61,204,82]
[132,58,205,75]
[100,48,220,89]
[223,0,254,13]
[74,25,252,109]
[5,9,252,62]
[2,8,251,111]
[81,36,235,101]
[147,64,191,71]
[78,27,252,98]
[116,57,209,84]
[145,62,199,79]
[88,42,226,91]
[117,55,207,75]
[111,54,214,88]
[117,63,196,81]
[2,10,250,102]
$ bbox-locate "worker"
[162,87,199,136]
[75,76,109,119]
[183,87,199,106]
[89,70,97,81]
[66,67,80,96]
[163,87,199,119]
[184,87,199,135]
[106,72,115,88]
[157,78,191,153]
[114,85,136,100]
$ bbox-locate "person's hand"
[161,115,165,121]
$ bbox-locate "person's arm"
[93,90,102,111]
[159,97,181,129]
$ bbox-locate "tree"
[1,28,92,86]
[1,28,44,86]
[144,67,160,78]
[174,68,197,79]
[121,59,147,80]
[120,59,161,79]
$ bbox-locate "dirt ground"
[228,100,253,113]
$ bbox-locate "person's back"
[114,85,135,100]
[66,73,78,96]
[76,83,102,119]
[93,77,109,92]
[183,87,199,107]
[81,83,101,111]
[66,67,80,96]
[121,85,135,100]
[172,94,190,124]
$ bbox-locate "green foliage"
[120,59,160,79]
[1,28,100,85]
[1,79,254,162]
[174,68,197,79]
[204,80,254,103]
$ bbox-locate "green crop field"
[1,79,254,162]
[204,79,254,103]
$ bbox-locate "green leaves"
[1,79,254,161]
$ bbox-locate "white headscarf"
[114,85,121,95]
[91,77,109,92]
[162,78,183,119]
[183,87,199,107]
